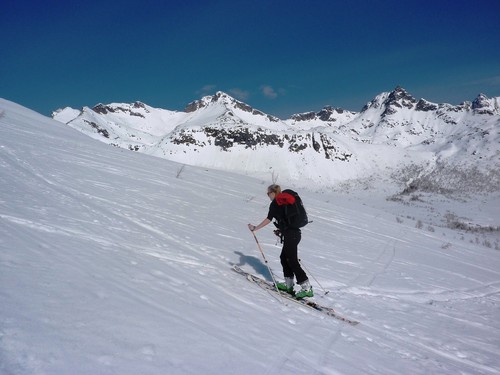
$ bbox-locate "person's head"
[267,184,281,200]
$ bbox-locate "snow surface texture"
[52,88,500,193]
[1,98,500,374]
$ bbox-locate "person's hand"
[248,224,256,231]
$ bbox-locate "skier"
[248,184,313,299]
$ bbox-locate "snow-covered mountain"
[52,88,500,193]
[2,97,500,374]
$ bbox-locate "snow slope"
[1,98,500,374]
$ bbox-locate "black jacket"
[267,199,300,232]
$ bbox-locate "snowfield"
[1,98,500,374]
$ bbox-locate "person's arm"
[248,218,271,232]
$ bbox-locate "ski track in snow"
[1,99,500,374]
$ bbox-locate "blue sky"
[2,0,499,118]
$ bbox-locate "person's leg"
[280,247,294,279]
[281,229,308,284]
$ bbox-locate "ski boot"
[276,277,295,296]
[295,280,314,299]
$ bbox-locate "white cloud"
[197,85,217,96]
[228,88,250,101]
[261,85,278,99]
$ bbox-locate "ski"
[232,265,359,326]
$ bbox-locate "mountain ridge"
[52,87,500,193]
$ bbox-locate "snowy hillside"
[52,88,500,193]
[2,98,500,374]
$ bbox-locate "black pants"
[280,229,308,284]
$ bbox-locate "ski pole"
[251,231,285,305]
[299,258,329,295]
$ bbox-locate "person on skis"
[247,184,313,299]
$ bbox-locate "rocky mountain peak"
[290,106,354,122]
[92,103,110,114]
[415,99,439,112]
[382,86,417,115]
[473,93,489,107]
[317,106,351,120]
[472,93,499,115]
[360,86,417,115]
[184,91,240,112]
[387,86,416,103]
[91,102,147,117]
[184,91,279,121]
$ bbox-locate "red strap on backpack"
[276,192,296,206]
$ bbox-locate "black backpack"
[276,189,309,229]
